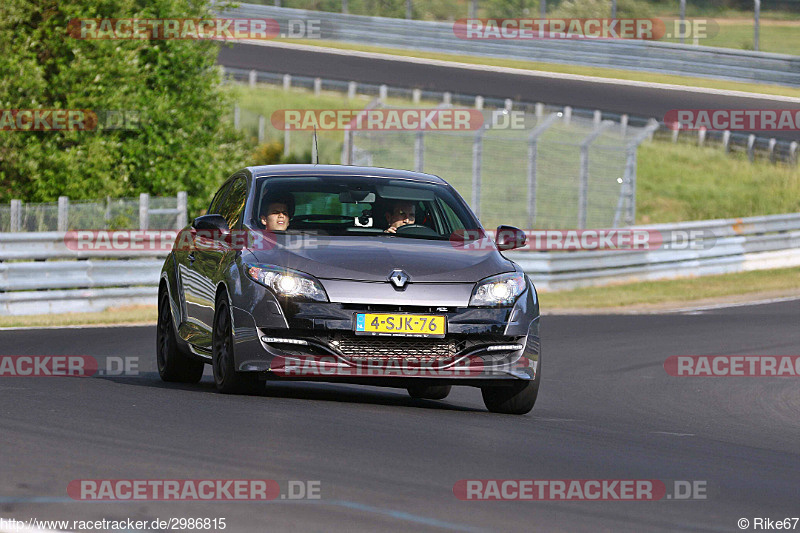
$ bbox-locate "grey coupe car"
[157,165,540,414]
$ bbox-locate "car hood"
[247,234,513,283]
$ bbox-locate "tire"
[407,384,451,400]
[157,290,205,383]
[212,293,262,394]
[481,358,540,415]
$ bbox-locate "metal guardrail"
[222,4,800,87]
[2,212,800,314]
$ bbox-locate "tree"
[0,0,248,212]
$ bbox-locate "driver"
[384,200,416,233]
[259,193,294,231]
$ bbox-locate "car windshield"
[251,175,481,240]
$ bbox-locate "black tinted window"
[217,177,248,229]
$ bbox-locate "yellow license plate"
[355,313,446,337]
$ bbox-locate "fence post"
[768,138,776,161]
[526,113,559,228]
[593,109,602,127]
[348,81,357,99]
[413,89,421,104]
[139,193,149,231]
[177,192,188,228]
[475,95,483,110]
[314,77,322,96]
[620,114,628,137]
[284,130,291,158]
[722,130,731,152]
[671,123,679,143]
[563,106,572,125]
[379,84,388,102]
[282,74,291,91]
[443,92,451,106]
[698,127,706,146]
[10,200,21,232]
[258,115,266,144]
[790,141,798,165]
[747,134,756,162]
[249,69,257,88]
[504,98,513,112]
[578,121,614,229]
[58,196,69,232]
[471,127,484,218]
[535,102,544,119]
[233,104,240,131]
[414,130,424,172]
[342,129,353,165]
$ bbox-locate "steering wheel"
[291,214,354,223]
[394,224,440,237]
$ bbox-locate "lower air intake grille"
[331,335,463,363]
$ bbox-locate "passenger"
[259,193,294,231]
[383,200,416,233]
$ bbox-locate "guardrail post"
[413,89,421,104]
[722,130,731,152]
[379,84,387,102]
[526,113,559,228]
[475,95,484,110]
[258,115,266,144]
[579,121,614,229]
[472,126,484,218]
[284,130,291,158]
[139,193,149,231]
[790,141,798,165]
[504,99,513,112]
[593,110,601,127]
[535,103,544,119]
[414,130,424,172]
[671,123,679,143]
[620,114,628,137]
[233,105,240,131]
[747,134,756,162]
[443,92,451,106]
[248,69,256,88]
[768,138,776,161]
[10,200,21,233]
[348,81,357,100]
[177,192,187,228]
[58,196,69,232]
[314,77,322,96]
[698,127,706,146]
[282,74,291,91]
[563,106,572,125]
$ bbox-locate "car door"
[184,175,249,348]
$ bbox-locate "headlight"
[245,264,328,302]
[469,272,526,307]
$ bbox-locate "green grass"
[660,20,800,55]
[0,305,157,328]
[278,38,800,99]
[539,266,800,309]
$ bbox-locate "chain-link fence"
[0,193,187,232]
[348,109,658,229]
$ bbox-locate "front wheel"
[481,380,539,415]
[212,294,262,395]
[157,290,204,383]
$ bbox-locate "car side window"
[216,177,248,229]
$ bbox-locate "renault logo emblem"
[388,269,409,289]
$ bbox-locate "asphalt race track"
[1,300,799,532]
[217,43,800,142]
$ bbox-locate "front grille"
[331,334,465,363]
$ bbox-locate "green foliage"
[0,0,249,212]
[482,0,539,18]
[550,0,654,18]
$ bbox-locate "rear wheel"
[156,290,204,383]
[407,384,451,400]
[212,293,262,394]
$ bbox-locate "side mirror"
[192,214,230,234]
[495,225,527,251]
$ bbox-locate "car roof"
[247,164,447,185]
